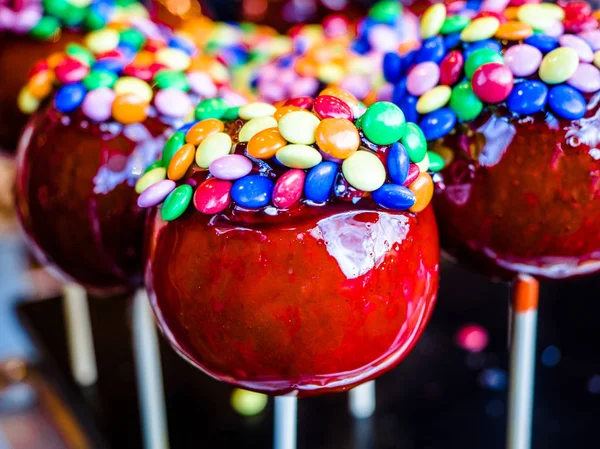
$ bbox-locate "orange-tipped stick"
[507,274,539,449]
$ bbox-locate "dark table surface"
[15,260,600,449]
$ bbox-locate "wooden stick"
[273,396,297,449]
[349,380,376,419]
[132,289,170,449]
[506,274,539,449]
[62,283,97,387]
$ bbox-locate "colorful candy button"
[239,102,277,120]
[138,180,176,208]
[111,93,149,124]
[416,85,451,114]
[372,184,416,210]
[408,172,434,213]
[276,144,323,169]
[195,98,229,120]
[196,132,233,168]
[539,47,580,84]
[559,34,594,62]
[162,132,186,166]
[240,116,279,142]
[135,167,167,194]
[247,128,288,159]
[113,77,153,103]
[524,34,559,53]
[506,80,548,115]
[231,175,274,209]
[460,17,500,42]
[209,154,253,180]
[154,89,192,118]
[503,44,542,77]
[495,20,533,41]
[167,144,196,181]
[342,150,386,192]
[547,84,586,120]
[274,106,305,121]
[400,122,427,163]
[449,81,483,121]
[465,48,504,79]
[419,108,457,140]
[272,169,305,209]
[387,142,410,185]
[194,178,232,214]
[185,119,225,145]
[471,63,514,103]
[406,62,440,96]
[82,88,115,122]
[421,4,447,39]
[161,184,193,221]
[54,83,87,113]
[313,95,353,120]
[439,50,464,86]
[567,63,600,92]
[278,111,321,145]
[304,162,339,203]
[361,102,406,146]
[315,118,360,160]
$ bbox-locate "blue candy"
[231,175,274,208]
[92,58,125,73]
[415,36,445,64]
[548,85,586,120]
[400,49,416,70]
[54,83,87,113]
[117,42,137,61]
[443,31,462,50]
[351,36,370,55]
[391,77,407,106]
[524,34,558,54]
[463,39,502,60]
[305,162,339,203]
[387,142,410,185]
[398,94,418,124]
[383,52,403,84]
[419,108,457,140]
[168,35,196,56]
[507,81,548,115]
[372,184,416,210]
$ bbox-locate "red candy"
[193,178,232,214]
[439,50,464,86]
[28,59,50,78]
[54,57,89,83]
[285,96,314,109]
[563,13,598,33]
[403,163,420,187]
[272,169,305,209]
[559,1,592,15]
[313,95,353,120]
[471,63,513,104]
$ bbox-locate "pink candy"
[154,89,193,118]
[503,44,542,77]
[578,30,600,51]
[194,178,232,214]
[187,72,217,98]
[559,34,594,62]
[471,63,514,103]
[406,62,440,97]
[567,63,600,92]
[209,155,253,181]
[272,169,305,209]
[82,88,115,122]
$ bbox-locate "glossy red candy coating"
[471,63,514,104]
[440,50,464,87]
[433,108,600,279]
[15,105,169,293]
[54,57,89,83]
[145,204,439,396]
[284,96,314,110]
[313,95,353,120]
[272,169,305,209]
[193,178,232,214]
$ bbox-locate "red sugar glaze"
[15,104,169,293]
[144,203,439,396]
[433,106,600,279]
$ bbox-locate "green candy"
[450,82,483,122]
[427,151,445,172]
[222,107,240,122]
[84,10,107,30]
[154,70,190,91]
[162,132,186,166]
[29,16,60,40]
[361,102,406,146]
[440,15,471,34]
[400,123,427,164]
[43,0,69,19]
[369,0,402,22]
[465,48,504,79]
[119,29,145,50]
[61,4,86,27]
[143,160,164,174]
[161,185,193,221]
[354,114,363,129]
[66,43,95,67]
[195,98,229,121]
[83,70,118,90]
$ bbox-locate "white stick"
[349,380,376,419]
[132,289,170,449]
[62,283,98,387]
[506,274,539,449]
[273,396,297,449]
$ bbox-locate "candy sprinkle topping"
[137,90,446,221]
[382,0,600,139]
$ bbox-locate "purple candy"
[187,72,217,98]
[567,63,600,93]
[138,180,176,208]
[209,154,253,181]
[545,20,564,38]
[559,34,594,63]
[406,62,440,97]
[82,88,115,122]
[503,44,542,77]
[154,89,192,118]
[578,30,600,51]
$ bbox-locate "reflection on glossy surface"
[434,103,600,279]
[15,105,169,293]
[145,204,439,396]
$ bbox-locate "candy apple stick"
[62,283,97,387]
[349,380,376,419]
[274,396,297,449]
[506,274,539,449]
[133,289,170,449]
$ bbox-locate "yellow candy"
[539,47,579,84]
[238,102,277,120]
[517,4,558,31]
[156,48,191,71]
[538,3,565,21]
[17,87,40,114]
[421,4,446,39]
[416,86,451,115]
[278,111,321,145]
[275,144,323,169]
[114,77,153,103]
[342,151,386,192]
[460,17,500,42]
[230,389,268,417]
[318,63,345,84]
[416,153,430,173]
[84,29,119,54]
[239,116,278,142]
[594,50,600,69]
[196,132,232,168]
[135,167,166,194]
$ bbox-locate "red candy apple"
[144,203,439,396]
[433,108,600,279]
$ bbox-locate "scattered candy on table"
[136,89,447,221]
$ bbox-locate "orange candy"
[315,118,360,160]
[504,6,519,20]
[168,143,196,181]
[408,172,434,213]
[247,127,287,159]
[274,105,305,121]
[132,50,155,67]
[111,94,149,124]
[495,21,533,40]
[185,119,224,145]
[28,70,54,99]
[47,52,66,69]
[319,86,359,111]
